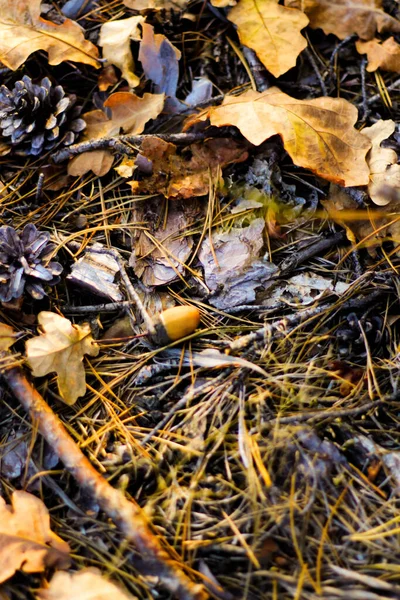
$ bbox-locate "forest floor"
[1,1,400,599]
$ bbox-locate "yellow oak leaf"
[0,0,100,70]
[0,490,70,584]
[68,92,164,177]
[99,16,144,88]
[356,37,400,73]
[285,0,400,40]
[361,119,400,206]
[186,87,371,187]
[37,568,136,600]
[0,322,16,351]
[26,312,99,405]
[228,0,309,77]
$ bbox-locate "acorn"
[151,305,201,345]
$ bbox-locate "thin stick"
[51,132,207,164]
[1,361,208,600]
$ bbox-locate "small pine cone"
[0,224,63,302]
[336,312,384,358]
[0,76,86,156]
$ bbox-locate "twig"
[242,47,271,92]
[228,289,385,353]
[1,360,208,600]
[329,34,357,82]
[278,231,346,276]
[89,247,156,336]
[61,300,133,314]
[51,132,207,164]
[304,48,327,96]
[357,76,400,108]
[359,56,370,122]
[252,399,385,434]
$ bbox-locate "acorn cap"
[152,305,201,345]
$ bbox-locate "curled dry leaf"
[130,136,249,198]
[99,15,144,88]
[322,184,400,255]
[186,87,371,187]
[0,490,70,584]
[37,567,137,600]
[129,198,200,286]
[26,311,100,405]
[138,23,181,101]
[284,0,400,40]
[68,92,165,177]
[228,0,309,77]
[356,37,400,73]
[124,0,188,9]
[0,0,100,70]
[0,322,16,351]
[361,119,400,206]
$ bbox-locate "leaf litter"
[1,0,400,599]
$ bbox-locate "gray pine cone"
[0,224,63,302]
[0,76,86,156]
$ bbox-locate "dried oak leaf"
[228,0,309,77]
[361,119,400,206]
[26,311,100,405]
[186,87,371,187]
[0,490,70,584]
[37,568,137,600]
[123,0,188,10]
[68,92,165,177]
[0,0,99,70]
[322,185,400,255]
[284,0,400,40]
[99,16,144,88]
[356,37,400,73]
[130,136,249,198]
[0,322,16,351]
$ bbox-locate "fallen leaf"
[228,0,309,77]
[99,15,144,88]
[104,92,165,136]
[138,23,181,102]
[114,156,136,178]
[26,311,100,405]
[129,199,199,286]
[322,184,400,254]
[37,568,136,600]
[67,244,123,301]
[356,37,400,73]
[131,136,249,198]
[67,110,117,177]
[0,322,16,351]
[285,0,400,40]
[97,65,119,92]
[211,0,237,5]
[0,0,100,70]
[68,92,164,177]
[0,490,70,584]
[186,87,371,187]
[262,271,351,308]
[361,119,400,206]
[123,0,188,10]
[198,218,279,309]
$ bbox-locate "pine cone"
[336,312,384,358]
[0,224,62,302]
[0,76,86,156]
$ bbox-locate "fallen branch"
[1,360,208,600]
[51,132,207,164]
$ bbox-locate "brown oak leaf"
[0,490,70,584]
[356,37,400,73]
[68,92,165,177]
[185,87,371,187]
[0,0,100,70]
[26,311,100,405]
[130,136,249,198]
[37,568,136,600]
[361,119,400,206]
[0,323,16,351]
[285,0,400,40]
[228,0,309,77]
